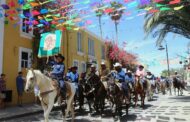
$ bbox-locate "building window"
[19,47,32,71]
[81,62,86,73]
[88,38,95,56]
[77,32,82,52]
[21,9,33,38]
[22,9,30,33]
[21,52,29,68]
[101,45,105,59]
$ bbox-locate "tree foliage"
[144,0,190,45]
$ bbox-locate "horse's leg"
[79,87,84,110]
[43,95,55,122]
[41,101,48,122]
[135,93,138,108]
[65,84,76,122]
[87,99,92,113]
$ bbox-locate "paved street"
[4,90,190,122]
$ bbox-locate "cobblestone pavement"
[5,90,190,122]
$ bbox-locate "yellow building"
[0,1,109,105]
[61,29,109,75]
[0,0,35,105]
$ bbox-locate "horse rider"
[49,54,66,96]
[174,71,182,82]
[66,66,79,96]
[125,70,135,91]
[113,62,128,96]
[100,62,109,82]
[135,65,146,85]
[86,64,100,86]
[146,71,156,87]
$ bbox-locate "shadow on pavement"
[67,119,94,122]
[169,96,190,102]
[121,114,137,122]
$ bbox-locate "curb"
[0,106,61,121]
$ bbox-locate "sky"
[73,0,190,76]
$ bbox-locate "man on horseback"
[86,64,100,88]
[50,54,66,96]
[113,62,129,96]
[66,66,79,96]
[146,71,156,87]
[135,65,146,85]
[125,70,135,91]
[100,62,109,82]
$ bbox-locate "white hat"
[128,70,131,73]
[101,62,106,65]
[113,62,121,67]
[91,64,96,68]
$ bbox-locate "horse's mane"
[33,70,52,81]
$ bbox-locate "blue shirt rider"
[50,54,65,90]
[125,70,134,84]
[66,66,79,96]
[113,63,128,96]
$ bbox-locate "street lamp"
[158,41,170,77]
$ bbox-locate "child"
[0,74,6,108]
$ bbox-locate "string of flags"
[0,0,186,31]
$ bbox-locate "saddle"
[115,82,123,91]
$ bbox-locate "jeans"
[59,80,64,88]
[121,82,128,96]
[72,82,79,96]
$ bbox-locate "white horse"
[25,69,76,122]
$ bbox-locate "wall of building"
[2,2,35,105]
[61,29,109,74]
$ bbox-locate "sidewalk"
[0,104,43,121]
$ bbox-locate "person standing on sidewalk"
[0,74,6,108]
[16,72,25,107]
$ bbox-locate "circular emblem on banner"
[43,34,56,51]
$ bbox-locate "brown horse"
[134,76,146,108]
[173,77,185,96]
[107,74,130,120]
[84,74,107,116]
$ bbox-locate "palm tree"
[108,1,125,44]
[144,0,190,45]
[95,1,105,40]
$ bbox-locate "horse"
[173,77,185,96]
[160,79,166,95]
[134,76,146,108]
[84,74,107,116]
[107,72,130,120]
[25,69,76,122]
[146,79,155,101]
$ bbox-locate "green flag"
[38,30,62,58]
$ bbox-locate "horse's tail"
[65,82,76,120]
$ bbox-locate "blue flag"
[38,30,62,58]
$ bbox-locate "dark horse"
[84,74,107,116]
[107,73,130,120]
[173,77,185,96]
[134,76,146,108]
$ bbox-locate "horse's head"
[25,69,36,93]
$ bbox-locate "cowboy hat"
[139,65,144,68]
[113,62,121,67]
[101,62,106,65]
[71,66,78,70]
[127,70,131,73]
[91,64,96,68]
[55,54,65,59]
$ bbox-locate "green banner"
[38,30,62,57]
